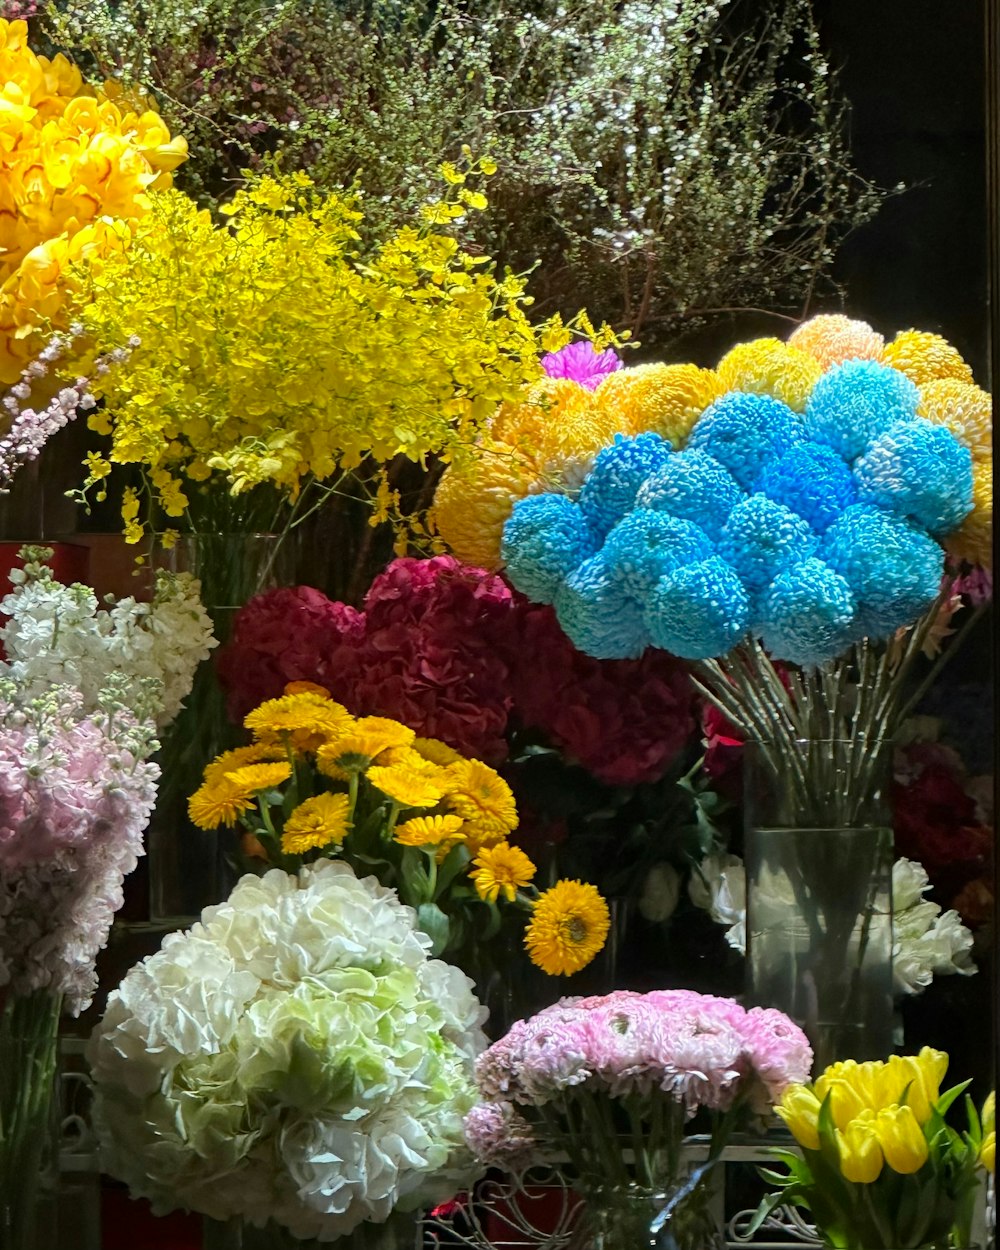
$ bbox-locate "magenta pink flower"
[541,342,623,390]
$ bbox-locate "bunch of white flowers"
[89,860,487,1242]
[687,853,975,996]
[0,547,216,730]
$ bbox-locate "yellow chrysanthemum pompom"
[918,378,992,463]
[945,457,992,569]
[594,363,723,446]
[716,338,823,412]
[883,330,974,387]
[489,377,595,448]
[432,441,537,570]
[788,314,885,369]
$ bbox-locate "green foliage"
[41,0,884,346]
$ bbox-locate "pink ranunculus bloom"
[741,1007,814,1111]
[463,1100,537,1168]
[540,341,623,390]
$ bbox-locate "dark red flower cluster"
[216,558,697,783]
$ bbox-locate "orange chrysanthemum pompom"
[432,442,536,570]
[715,338,823,412]
[945,458,993,569]
[594,363,723,446]
[917,378,992,463]
[788,314,885,369]
[883,330,974,387]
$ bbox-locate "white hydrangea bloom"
[89,860,488,1241]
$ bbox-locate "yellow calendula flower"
[874,1104,928,1175]
[470,842,536,904]
[244,691,352,750]
[367,762,446,809]
[188,776,256,830]
[283,680,334,699]
[395,814,465,847]
[524,879,610,976]
[444,759,518,848]
[412,737,463,767]
[835,1113,884,1185]
[317,717,416,777]
[281,792,351,855]
[775,1085,822,1152]
[883,329,974,387]
[715,338,822,412]
[224,762,292,794]
[203,744,285,783]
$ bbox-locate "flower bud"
[775,1085,822,1150]
[885,1048,948,1123]
[836,1113,884,1184]
[875,1104,929,1174]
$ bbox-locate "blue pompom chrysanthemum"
[634,449,742,540]
[577,432,673,540]
[502,493,598,604]
[554,552,650,659]
[718,495,817,596]
[759,557,856,668]
[602,510,712,596]
[643,557,750,659]
[756,443,857,533]
[804,360,919,462]
[821,504,944,638]
[685,392,805,490]
[854,417,973,536]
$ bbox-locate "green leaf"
[434,842,471,899]
[398,847,430,905]
[416,902,450,955]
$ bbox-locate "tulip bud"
[980,1130,995,1174]
[836,1113,884,1184]
[982,1091,995,1134]
[875,1104,929,1174]
[775,1085,822,1151]
[813,1072,868,1131]
[886,1048,948,1123]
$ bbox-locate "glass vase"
[572,1178,725,1250]
[0,992,62,1250]
[744,739,894,1071]
[148,531,297,924]
[202,1211,418,1250]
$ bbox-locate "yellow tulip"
[875,1104,929,1175]
[836,1112,884,1184]
[813,1068,870,1131]
[980,1130,995,1174]
[885,1048,948,1123]
[775,1085,822,1151]
[982,1091,995,1134]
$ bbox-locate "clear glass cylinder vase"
[572,1179,725,1250]
[0,993,62,1250]
[148,532,297,924]
[744,739,894,1071]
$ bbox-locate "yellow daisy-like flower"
[317,717,416,777]
[524,879,611,976]
[432,440,537,570]
[188,776,256,830]
[203,744,285,784]
[281,791,351,855]
[470,842,536,903]
[283,680,335,699]
[787,314,885,369]
[882,329,974,387]
[413,738,463,767]
[918,378,992,463]
[244,691,352,751]
[945,457,992,570]
[595,363,723,445]
[394,813,465,847]
[224,762,292,793]
[367,763,446,809]
[444,759,518,846]
[716,338,823,412]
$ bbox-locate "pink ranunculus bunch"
[0,693,159,1012]
[509,603,694,786]
[466,990,811,1170]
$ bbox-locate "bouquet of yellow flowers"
[189,683,611,980]
[759,1049,991,1249]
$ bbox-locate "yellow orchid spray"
[757,1050,989,1249]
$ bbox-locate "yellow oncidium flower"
[874,1104,929,1175]
[835,1112,884,1184]
[775,1085,822,1152]
[469,842,536,904]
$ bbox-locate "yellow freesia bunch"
[66,162,574,543]
[188,683,610,977]
[757,1049,990,1249]
[0,18,187,385]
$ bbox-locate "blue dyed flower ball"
[717,495,817,597]
[634,449,742,540]
[758,557,857,668]
[804,360,919,462]
[686,392,805,490]
[643,556,750,659]
[602,510,712,597]
[577,432,673,540]
[854,417,973,536]
[502,493,598,604]
[821,504,944,638]
[756,443,858,533]
[553,552,650,659]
